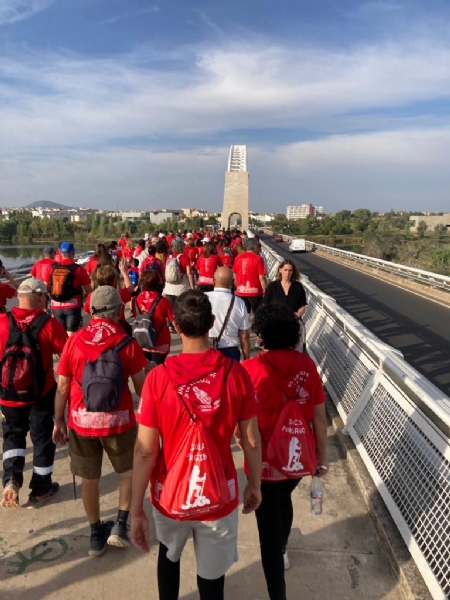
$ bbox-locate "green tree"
[417,221,428,239]
[434,223,448,243]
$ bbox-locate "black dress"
[263,280,307,313]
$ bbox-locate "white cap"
[186,232,193,238]
[202,236,211,243]
[144,233,151,240]
[158,233,164,238]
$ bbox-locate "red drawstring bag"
[264,376,317,479]
[151,388,231,521]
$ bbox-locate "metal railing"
[265,229,450,292]
[261,240,450,600]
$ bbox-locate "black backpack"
[0,313,50,404]
[49,262,80,301]
[132,296,162,350]
[79,336,132,412]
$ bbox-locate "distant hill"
[26,200,74,209]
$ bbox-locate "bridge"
[258,232,450,600]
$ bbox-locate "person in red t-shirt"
[195,242,223,292]
[183,238,199,267]
[242,303,328,598]
[220,236,234,268]
[0,263,19,313]
[118,232,129,251]
[50,242,92,336]
[30,246,55,289]
[0,277,67,509]
[132,270,176,365]
[232,238,267,315]
[53,286,147,557]
[130,290,262,598]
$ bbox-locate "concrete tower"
[221,145,249,231]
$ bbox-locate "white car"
[289,238,306,253]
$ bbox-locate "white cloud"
[0,0,54,24]
[1,28,450,210]
[101,6,159,25]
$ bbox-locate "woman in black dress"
[264,260,307,317]
[263,260,307,348]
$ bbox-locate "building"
[409,214,450,232]
[286,204,323,220]
[121,211,146,222]
[149,209,182,225]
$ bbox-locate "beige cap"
[17,277,47,295]
[90,285,121,318]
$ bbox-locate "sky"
[1,0,450,214]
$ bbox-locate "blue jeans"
[219,346,240,362]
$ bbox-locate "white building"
[286,204,323,220]
[121,211,146,222]
[149,209,182,225]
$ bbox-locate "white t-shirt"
[206,288,250,348]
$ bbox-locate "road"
[259,233,450,398]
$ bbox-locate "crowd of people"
[0,228,327,600]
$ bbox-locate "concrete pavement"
[0,337,406,600]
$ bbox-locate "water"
[0,244,94,271]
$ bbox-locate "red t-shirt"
[85,256,98,277]
[57,319,147,436]
[242,349,325,481]
[0,308,67,406]
[232,252,266,297]
[0,283,16,311]
[195,255,223,285]
[30,258,54,287]
[137,349,257,520]
[118,238,129,250]
[184,246,199,266]
[84,288,132,322]
[50,259,91,310]
[133,291,174,354]
[123,247,134,261]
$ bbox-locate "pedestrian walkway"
[0,336,405,600]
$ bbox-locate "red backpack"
[151,373,232,521]
[264,379,317,479]
[0,313,50,404]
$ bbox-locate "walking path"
[0,336,405,600]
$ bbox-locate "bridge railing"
[261,240,450,600]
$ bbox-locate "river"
[0,244,94,272]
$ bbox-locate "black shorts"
[52,307,82,332]
[240,295,263,314]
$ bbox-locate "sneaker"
[283,551,290,570]
[89,521,114,557]
[27,482,60,509]
[107,519,130,548]
[1,480,20,508]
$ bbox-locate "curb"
[326,398,433,600]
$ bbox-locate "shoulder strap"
[27,312,51,336]
[147,295,162,317]
[217,295,235,345]
[114,335,133,353]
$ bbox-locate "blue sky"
[1,0,450,213]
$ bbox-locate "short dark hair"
[174,290,213,338]
[252,303,300,350]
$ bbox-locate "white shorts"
[152,506,239,580]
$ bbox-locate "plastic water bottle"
[310,475,323,515]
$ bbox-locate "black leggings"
[157,543,225,600]
[255,479,301,600]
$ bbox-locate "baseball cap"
[90,286,122,318]
[144,233,151,240]
[158,233,164,238]
[17,277,48,295]
[59,242,75,254]
[186,232,193,238]
[44,246,55,254]
[202,236,211,243]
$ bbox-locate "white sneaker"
[283,551,290,570]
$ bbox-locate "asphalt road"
[259,233,450,398]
